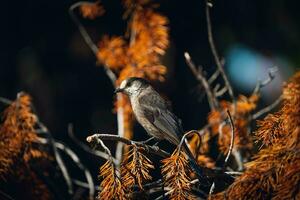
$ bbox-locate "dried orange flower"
[161,148,196,200]
[0,93,50,200]
[98,160,126,200]
[98,36,128,70]
[0,93,46,178]
[80,1,105,19]
[121,145,154,190]
[213,71,300,200]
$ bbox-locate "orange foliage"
[80,1,105,19]
[96,1,169,141]
[208,94,259,155]
[161,148,196,200]
[212,71,300,200]
[0,93,50,199]
[98,160,126,200]
[121,145,154,190]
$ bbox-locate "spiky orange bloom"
[161,148,196,200]
[80,1,105,20]
[97,36,128,70]
[208,94,259,155]
[0,93,46,178]
[212,71,300,200]
[121,145,154,190]
[0,93,50,199]
[98,160,126,200]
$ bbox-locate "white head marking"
[119,79,128,90]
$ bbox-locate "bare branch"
[204,0,235,106]
[55,141,95,199]
[69,1,117,85]
[67,124,118,164]
[69,2,126,166]
[178,130,202,153]
[215,86,228,97]
[86,133,170,158]
[36,122,74,194]
[0,97,12,105]
[253,67,278,94]
[208,182,215,200]
[252,95,282,120]
[69,2,99,56]
[224,110,235,166]
[0,189,15,200]
[72,179,100,191]
[184,52,218,110]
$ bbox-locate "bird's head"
[114,77,149,96]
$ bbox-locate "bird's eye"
[127,81,132,87]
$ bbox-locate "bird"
[114,77,206,178]
[114,77,183,146]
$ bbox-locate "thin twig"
[0,189,15,200]
[209,69,220,84]
[68,124,118,164]
[215,86,228,97]
[252,95,282,120]
[184,52,218,109]
[205,0,235,107]
[178,130,202,152]
[69,2,99,56]
[0,97,12,105]
[86,133,170,158]
[208,182,216,199]
[69,1,127,167]
[72,179,100,191]
[37,122,74,194]
[224,110,235,166]
[55,141,95,199]
[253,67,278,94]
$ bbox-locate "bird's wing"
[138,90,183,145]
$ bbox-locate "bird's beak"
[114,87,123,94]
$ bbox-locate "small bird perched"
[114,77,199,167]
[115,77,182,146]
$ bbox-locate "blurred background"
[0,0,299,181]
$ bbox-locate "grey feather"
[138,88,183,145]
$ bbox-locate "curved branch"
[86,133,170,158]
[55,141,95,199]
[68,124,118,164]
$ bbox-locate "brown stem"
[205,1,235,107]
[184,52,218,110]
[86,134,170,158]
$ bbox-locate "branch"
[86,133,170,158]
[253,66,278,94]
[67,124,118,164]
[224,110,235,166]
[69,1,126,166]
[184,52,218,110]
[0,97,12,105]
[178,130,203,152]
[55,141,95,199]
[69,1,117,85]
[36,122,74,194]
[0,189,15,200]
[69,1,98,56]
[208,182,215,200]
[252,95,282,120]
[205,0,235,106]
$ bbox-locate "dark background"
[1,0,299,188]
